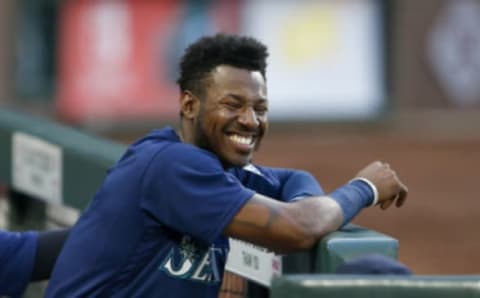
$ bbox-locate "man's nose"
[238,107,259,129]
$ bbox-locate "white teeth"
[229,134,253,145]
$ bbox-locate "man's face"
[193,65,268,168]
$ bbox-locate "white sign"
[225,238,282,287]
[242,0,385,120]
[12,132,63,204]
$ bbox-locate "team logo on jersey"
[159,236,228,284]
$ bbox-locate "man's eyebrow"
[223,93,268,103]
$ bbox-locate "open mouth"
[227,133,256,151]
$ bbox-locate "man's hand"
[355,161,408,210]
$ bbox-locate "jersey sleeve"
[141,144,255,244]
[278,169,324,201]
[0,230,38,297]
[233,166,324,202]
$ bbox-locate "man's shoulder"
[131,127,217,161]
[131,139,224,179]
[123,129,208,163]
[154,142,220,166]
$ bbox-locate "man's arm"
[224,193,342,253]
[224,161,408,254]
[31,228,70,281]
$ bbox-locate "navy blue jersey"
[46,127,323,298]
[0,230,38,298]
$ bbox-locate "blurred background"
[0,0,479,283]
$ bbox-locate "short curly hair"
[177,33,268,97]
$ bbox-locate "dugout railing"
[1,108,413,296]
[271,275,480,298]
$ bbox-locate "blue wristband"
[329,180,374,225]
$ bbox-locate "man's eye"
[224,102,242,109]
[255,106,268,115]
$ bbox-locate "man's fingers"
[358,161,409,210]
[396,183,408,207]
[380,199,394,210]
[379,181,408,210]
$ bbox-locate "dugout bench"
[4,108,470,297]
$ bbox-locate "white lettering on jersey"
[159,236,227,284]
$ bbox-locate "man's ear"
[179,91,200,119]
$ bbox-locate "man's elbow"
[278,225,332,254]
[280,201,343,253]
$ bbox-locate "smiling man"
[46,34,408,298]
[182,64,268,168]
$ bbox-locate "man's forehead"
[209,65,266,92]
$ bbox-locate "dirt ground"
[251,127,480,275]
